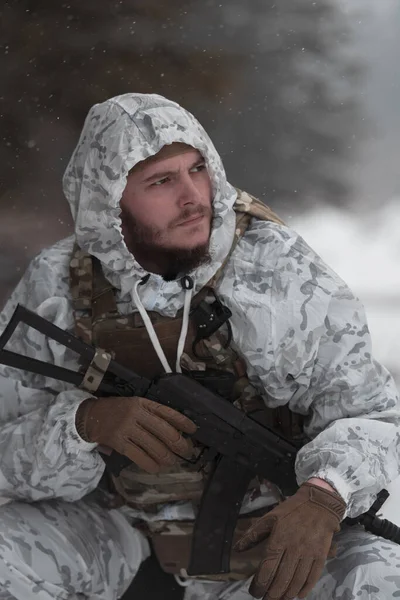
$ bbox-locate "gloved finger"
[139,411,196,459]
[121,441,162,474]
[327,541,337,559]
[264,552,299,600]
[297,557,325,599]
[283,558,314,600]
[128,425,179,467]
[143,399,197,434]
[234,515,276,552]
[247,547,284,598]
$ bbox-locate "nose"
[176,171,202,207]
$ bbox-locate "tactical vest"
[70,189,306,581]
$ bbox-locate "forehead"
[130,148,203,178]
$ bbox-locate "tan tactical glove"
[234,482,346,600]
[75,396,197,473]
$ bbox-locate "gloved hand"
[75,396,197,473]
[234,482,346,600]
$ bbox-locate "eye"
[152,177,170,187]
[190,163,206,173]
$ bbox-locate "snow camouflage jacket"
[0,93,399,521]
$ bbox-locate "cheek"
[198,176,213,206]
[131,198,177,231]
[121,189,161,226]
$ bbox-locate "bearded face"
[120,145,213,277]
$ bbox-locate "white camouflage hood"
[62,93,237,305]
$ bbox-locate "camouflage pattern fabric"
[0,92,399,597]
[0,496,150,600]
[0,503,399,599]
[182,525,400,599]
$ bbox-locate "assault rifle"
[0,305,399,575]
[0,305,299,575]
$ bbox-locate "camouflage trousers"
[0,499,400,600]
[182,524,400,600]
[0,497,150,600]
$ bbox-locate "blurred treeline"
[1,0,364,305]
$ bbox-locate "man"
[0,92,399,600]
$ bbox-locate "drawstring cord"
[175,276,194,373]
[132,275,194,374]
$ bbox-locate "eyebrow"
[140,156,205,184]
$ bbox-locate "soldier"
[0,93,399,600]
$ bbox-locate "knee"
[0,500,150,600]
[106,509,151,580]
[0,515,50,597]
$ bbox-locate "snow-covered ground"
[292,201,400,525]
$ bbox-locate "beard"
[122,206,213,279]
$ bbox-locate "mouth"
[177,214,205,227]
